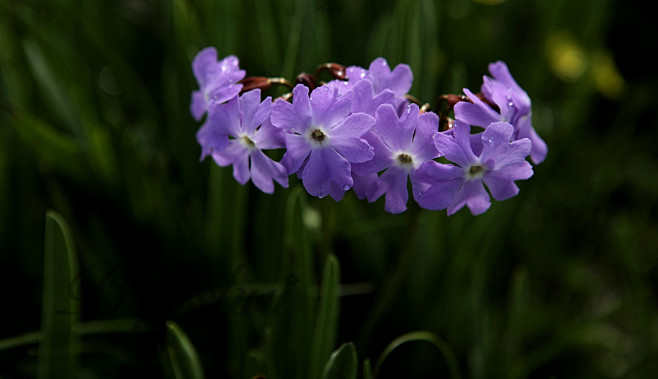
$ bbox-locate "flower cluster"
[190,47,547,215]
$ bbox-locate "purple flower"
[349,79,396,116]
[270,84,376,199]
[197,89,288,194]
[324,65,368,96]
[366,57,413,99]
[454,61,547,164]
[325,58,413,113]
[190,48,246,121]
[416,120,533,215]
[353,103,439,214]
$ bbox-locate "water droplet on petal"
[318,194,326,199]
[343,185,350,191]
[488,137,495,143]
[359,72,366,78]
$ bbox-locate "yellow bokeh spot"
[591,51,626,99]
[546,32,588,82]
[472,0,506,5]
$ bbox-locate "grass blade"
[374,330,461,379]
[166,321,205,379]
[309,254,341,379]
[321,342,358,379]
[363,358,373,379]
[38,210,79,379]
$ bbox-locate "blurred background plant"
[1,0,657,378]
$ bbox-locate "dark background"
[1,0,657,377]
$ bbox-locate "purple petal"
[218,55,245,82]
[331,137,374,163]
[190,91,207,121]
[351,130,393,175]
[447,180,491,216]
[482,175,519,201]
[485,81,518,122]
[414,160,464,183]
[196,119,229,160]
[487,62,531,111]
[482,161,532,201]
[209,96,241,137]
[367,58,392,93]
[347,66,368,81]
[231,150,250,185]
[487,61,518,90]
[517,118,548,164]
[211,140,246,167]
[350,79,396,115]
[324,79,353,96]
[310,85,352,128]
[478,121,515,163]
[352,172,378,199]
[206,83,243,108]
[250,149,289,194]
[329,182,347,201]
[329,112,376,138]
[375,103,416,152]
[302,150,329,196]
[252,117,286,149]
[192,47,219,87]
[367,58,413,97]
[293,84,312,128]
[433,121,477,167]
[271,85,312,133]
[411,111,440,163]
[487,161,534,182]
[454,88,501,128]
[282,133,311,174]
[240,90,271,135]
[302,148,351,197]
[271,98,298,132]
[387,64,413,97]
[414,161,463,211]
[367,167,409,214]
[325,147,354,190]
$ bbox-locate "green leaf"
[309,254,341,379]
[22,38,81,135]
[375,331,461,379]
[0,331,41,352]
[281,0,306,79]
[38,210,80,379]
[165,321,205,379]
[11,113,85,177]
[363,358,373,379]
[321,342,358,379]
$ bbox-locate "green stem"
[357,202,422,349]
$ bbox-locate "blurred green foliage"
[1,0,657,377]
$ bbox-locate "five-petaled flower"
[415,120,534,215]
[271,84,376,200]
[353,103,440,214]
[190,47,246,121]
[454,61,548,164]
[197,89,288,194]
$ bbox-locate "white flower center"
[393,152,416,170]
[239,134,257,150]
[465,163,487,180]
[306,126,329,148]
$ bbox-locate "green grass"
[1,0,657,377]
